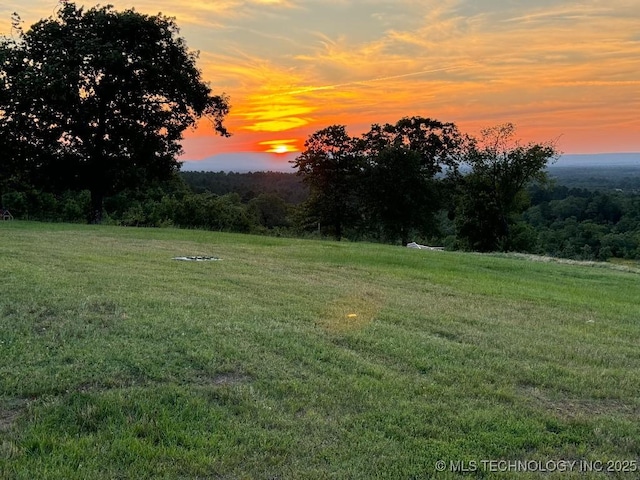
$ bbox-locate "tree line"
[3,110,562,255]
[7,159,640,261]
[0,175,294,233]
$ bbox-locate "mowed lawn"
[1,222,638,479]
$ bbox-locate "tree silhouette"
[0,4,229,222]
[455,124,559,251]
[360,117,465,244]
[292,125,364,240]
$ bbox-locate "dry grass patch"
[519,386,639,420]
[0,399,27,433]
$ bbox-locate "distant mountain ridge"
[551,152,640,168]
[181,152,297,173]
[180,152,640,173]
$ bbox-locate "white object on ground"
[406,242,444,251]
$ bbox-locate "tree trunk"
[401,228,409,247]
[334,209,343,241]
[88,96,108,224]
[89,188,104,224]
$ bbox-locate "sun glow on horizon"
[259,139,300,154]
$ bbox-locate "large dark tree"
[0,3,229,222]
[292,125,364,240]
[365,117,465,175]
[455,123,559,251]
[292,117,465,242]
[362,145,435,245]
[359,117,465,244]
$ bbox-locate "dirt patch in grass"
[519,386,637,419]
[26,299,124,337]
[0,399,28,432]
[210,372,250,386]
[189,371,251,387]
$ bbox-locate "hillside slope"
[1,222,638,478]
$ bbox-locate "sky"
[2,0,639,166]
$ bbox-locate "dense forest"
[520,164,640,261]
[4,163,640,261]
[180,171,307,204]
[547,165,640,192]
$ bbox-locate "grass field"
[1,221,638,479]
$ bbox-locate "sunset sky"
[2,0,639,164]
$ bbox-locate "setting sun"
[259,139,300,154]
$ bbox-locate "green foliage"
[292,125,365,240]
[247,193,291,229]
[358,117,465,245]
[362,117,465,176]
[175,193,251,232]
[292,117,465,243]
[525,186,640,260]
[1,189,90,222]
[180,171,308,204]
[548,163,640,191]
[7,158,640,263]
[362,146,435,244]
[454,124,558,251]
